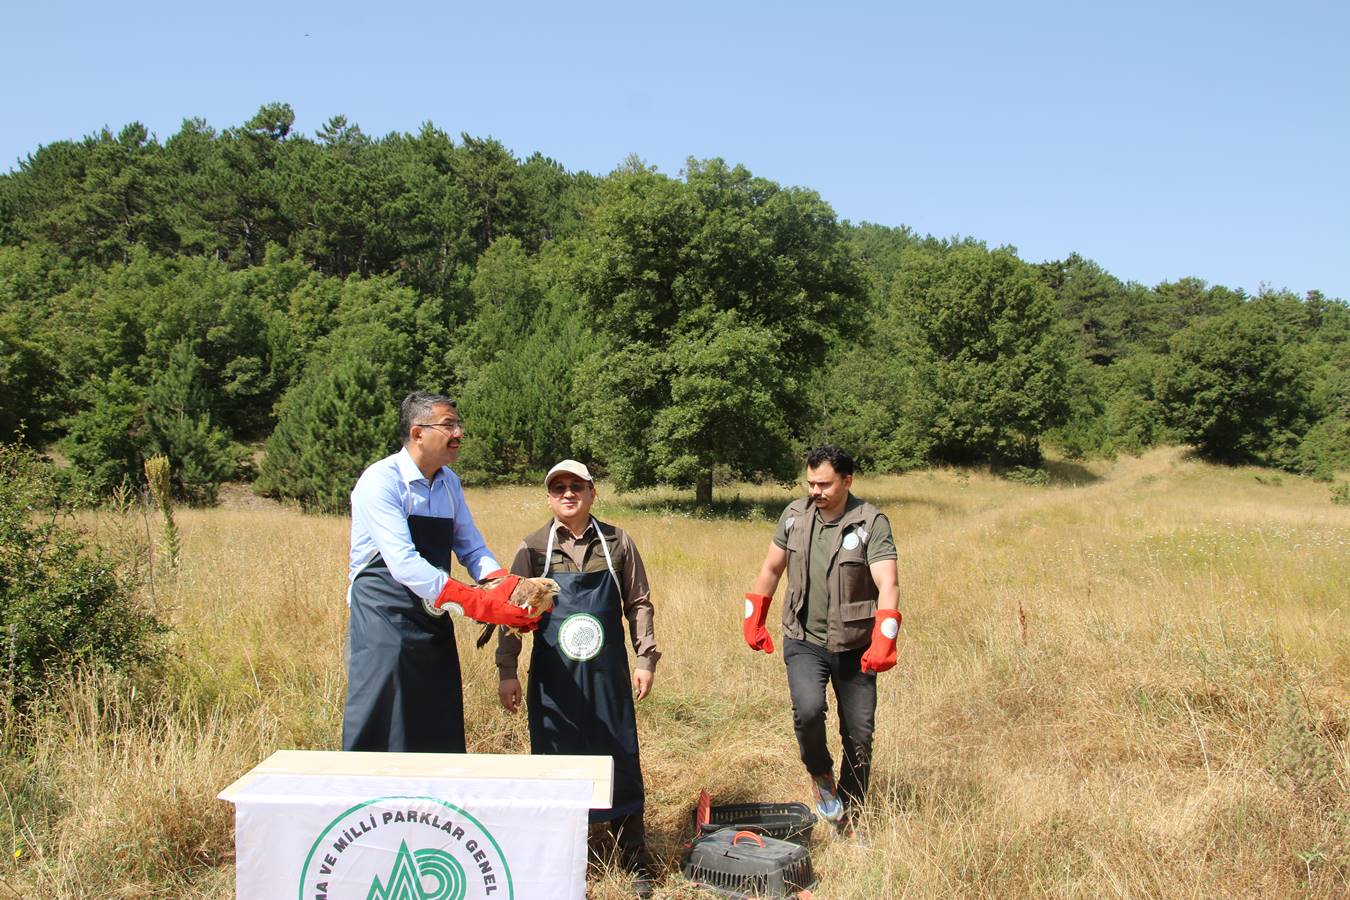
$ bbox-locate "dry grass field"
[2,448,1347,898]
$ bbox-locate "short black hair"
[805,445,855,477]
[399,391,456,444]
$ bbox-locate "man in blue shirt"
[344,391,538,752]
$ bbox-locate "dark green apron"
[343,514,465,753]
[527,523,644,821]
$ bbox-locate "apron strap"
[544,517,622,594]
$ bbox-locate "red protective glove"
[742,592,775,654]
[435,576,538,630]
[860,609,901,674]
[480,568,510,581]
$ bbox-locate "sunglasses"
[548,480,591,496]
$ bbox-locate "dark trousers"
[784,638,877,810]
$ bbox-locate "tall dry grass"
[1,447,1347,897]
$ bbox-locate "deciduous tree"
[1157,300,1311,464]
[568,158,861,503]
[884,245,1073,465]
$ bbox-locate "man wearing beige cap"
[496,460,660,895]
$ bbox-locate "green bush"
[0,443,165,706]
[1002,465,1049,486]
[1090,354,1173,456]
[813,334,935,473]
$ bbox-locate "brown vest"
[780,496,883,651]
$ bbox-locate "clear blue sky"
[6,0,1347,298]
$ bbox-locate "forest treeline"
[1,103,1347,510]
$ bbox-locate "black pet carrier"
[690,800,817,846]
[680,827,818,899]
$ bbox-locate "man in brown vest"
[742,445,901,833]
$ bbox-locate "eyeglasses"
[418,421,465,437]
[548,480,591,496]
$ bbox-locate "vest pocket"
[838,598,876,646]
[838,557,871,597]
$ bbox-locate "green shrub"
[1002,465,1049,486]
[1263,687,1337,791]
[0,444,165,706]
[57,345,249,504]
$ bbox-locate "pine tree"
[60,370,147,494]
[258,350,399,513]
[143,340,247,504]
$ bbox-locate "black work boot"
[611,814,655,898]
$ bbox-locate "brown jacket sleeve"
[494,541,534,679]
[617,529,660,673]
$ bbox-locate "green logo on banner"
[299,796,514,899]
[368,839,467,900]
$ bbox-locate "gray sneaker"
[810,772,844,823]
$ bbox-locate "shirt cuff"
[473,557,503,580]
[497,666,519,681]
[634,652,659,673]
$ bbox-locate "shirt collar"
[395,447,443,486]
[813,493,858,525]
[552,517,595,540]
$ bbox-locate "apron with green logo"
[527,520,644,821]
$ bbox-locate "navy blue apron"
[527,521,644,821]
[343,514,465,753]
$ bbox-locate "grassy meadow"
[1,448,1347,897]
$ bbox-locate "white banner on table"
[220,752,610,900]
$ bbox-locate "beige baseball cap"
[545,459,593,486]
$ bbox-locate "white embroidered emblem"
[558,613,604,661]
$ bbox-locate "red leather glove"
[481,568,510,581]
[435,576,538,630]
[742,592,775,654]
[860,609,901,674]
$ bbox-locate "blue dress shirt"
[348,448,500,603]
